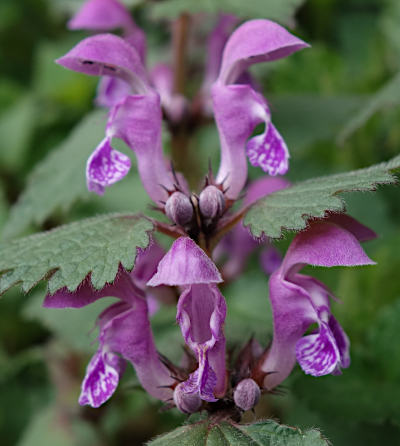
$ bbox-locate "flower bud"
[173,383,202,414]
[165,192,194,226]
[233,378,261,411]
[199,185,225,220]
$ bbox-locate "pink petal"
[203,14,238,91]
[104,300,174,401]
[212,84,290,199]
[180,349,218,402]
[218,19,309,85]
[147,238,222,287]
[108,93,175,203]
[43,268,135,309]
[56,34,149,94]
[282,222,375,274]
[68,0,135,31]
[131,242,165,289]
[325,213,377,242]
[211,84,264,199]
[262,274,315,390]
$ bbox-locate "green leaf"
[147,419,328,445]
[244,154,400,238]
[147,422,208,446]
[229,421,328,445]
[0,213,153,295]
[151,0,305,24]
[2,110,106,240]
[17,406,99,446]
[338,71,400,141]
[0,94,36,171]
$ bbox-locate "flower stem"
[172,13,190,95]
[151,218,186,239]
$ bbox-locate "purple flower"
[43,242,174,407]
[148,237,222,287]
[211,20,309,199]
[68,0,147,108]
[65,0,186,118]
[56,34,175,202]
[148,237,227,403]
[261,216,376,390]
[68,0,137,34]
[68,0,147,63]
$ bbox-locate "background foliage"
[0,0,399,444]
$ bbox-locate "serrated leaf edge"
[0,213,154,296]
[244,154,400,239]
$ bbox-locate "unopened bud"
[233,378,261,411]
[199,185,225,220]
[173,383,202,414]
[165,192,194,226]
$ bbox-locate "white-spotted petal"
[296,324,340,377]
[246,122,289,176]
[79,350,124,408]
[86,137,131,195]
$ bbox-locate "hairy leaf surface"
[0,213,153,295]
[244,154,400,238]
[147,419,328,445]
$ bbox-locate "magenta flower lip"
[218,19,310,85]
[44,243,174,407]
[262,219,375,390]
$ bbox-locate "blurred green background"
[0,0,399,444]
